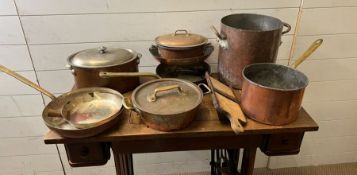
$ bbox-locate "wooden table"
[44,94,318,175]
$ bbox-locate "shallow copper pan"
[0,65,124,138]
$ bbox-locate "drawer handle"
[80,146,90,158]
[281,138,289,145]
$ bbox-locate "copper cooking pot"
[123,78,209,131]
[67,46,141,93]
[240,39,323,125]
[211,13,291,89]
[153,30,213,63]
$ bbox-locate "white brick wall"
[0,0,355,174]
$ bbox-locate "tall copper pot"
[212,13,291,89]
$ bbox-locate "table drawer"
[64,143,110,167]
[260,132,304,156]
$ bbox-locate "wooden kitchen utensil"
[206,73,247,134]
[208,74,237,101]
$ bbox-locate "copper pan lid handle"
[147,84,183,102]
[291,39,323,69]
[0,64,56,100]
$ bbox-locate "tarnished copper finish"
[155,30,208,48]
[154,30,211,61]
[241,76,305,125]
[157,44,207,60]
[240,39,323,125]
[71,58,140,93]
[213,14,291,89]
[123,78,203,131]
[67,47,141,93]
[150,44,213,65]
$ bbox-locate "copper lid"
[67,46,139,68]
[132,78,203,115]
[155,30,208,48]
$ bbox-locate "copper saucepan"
[240,39,323,125]
[99,71,211,131]
[0,65,124,138]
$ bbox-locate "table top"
[44,93,318,144]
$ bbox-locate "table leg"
[240,148,257,175]
[113,148,133,175]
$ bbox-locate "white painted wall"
[0,0,355,174]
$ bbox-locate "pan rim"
[221,13,284,33]
[242,63,309,92]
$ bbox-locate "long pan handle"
[291,39,323,68]
[99,72,161,79]
[0,64,56,99]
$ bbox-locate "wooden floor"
[167,162,357,175]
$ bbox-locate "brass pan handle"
[291,39,323,68]
[99,72,161,79]
[0,64,56,100]
[147,84,183,102]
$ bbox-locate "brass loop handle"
[174,30,189,36]
[282,22,291,34]
[147,84,183,102]
[291,39,323,69]
[99,72,161,79]
[122,97,135,110]
[0,64,56,100]
[198,83,212,95]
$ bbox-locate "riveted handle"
[282,22,291,34]
[291,39,323,68]
[147,84,183,102]
[174,30,189,36]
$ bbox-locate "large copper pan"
[240,39,323,125]
[0,65,124,138]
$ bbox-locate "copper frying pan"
[0,65,124,137]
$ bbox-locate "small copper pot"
[240,39,323,125]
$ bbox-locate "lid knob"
[98,46,107,54]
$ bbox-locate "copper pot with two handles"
[96,70,211,131]
[211,13,292,89]
[151,29,214,65]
